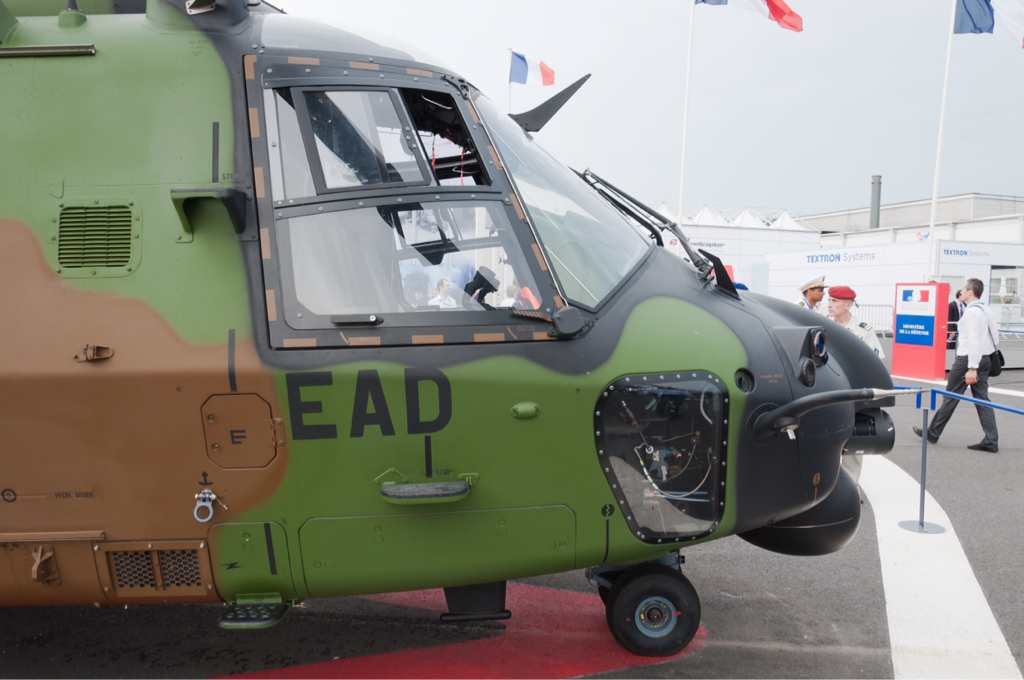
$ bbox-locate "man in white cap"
[827,286,885,358]
[795,276,827,315]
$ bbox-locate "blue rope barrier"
[917,388,1024,417]
[905,385,1022,533]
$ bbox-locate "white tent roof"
[769,210,816,231]
[731,208,768,228]
[690,205,731,226]
[653,202,694,225]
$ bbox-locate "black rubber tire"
[604,564,701,657]
[598,585,611,605]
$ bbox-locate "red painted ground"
[224,584,707,679]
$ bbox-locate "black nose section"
[844,408,895,456]
[737,467,861,556]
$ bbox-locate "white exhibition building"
[662,193,1024,335]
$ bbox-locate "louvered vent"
[111,550,156,590]
[158,550,202,587]
[58,206,133,268]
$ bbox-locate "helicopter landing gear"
[588,556,701,657]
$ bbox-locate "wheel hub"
[634,596,678,638]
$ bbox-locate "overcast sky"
[274,0,1023,217]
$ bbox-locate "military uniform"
[826,285,885,486]
[837,313,885,359]
[794,295,826,315]
[794,275,827,316]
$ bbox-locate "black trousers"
[928,355,998,446]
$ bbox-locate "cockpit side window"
[265,89,317,202]
[275,201,543,331]
[401,89,487,187]
[295,89,430,192]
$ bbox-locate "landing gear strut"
[588,555,700,657]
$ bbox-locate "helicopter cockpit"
[261,81,551,343]
[253,34,669,349]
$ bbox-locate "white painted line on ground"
[860,456,1021,679]
[891,375,1024,400]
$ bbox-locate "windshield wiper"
[574,169,713,280]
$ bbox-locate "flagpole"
[507,48,513,113]
[676,0,697,224]
[926,0,958,281]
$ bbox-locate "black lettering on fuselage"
[350,370,396,438]
[285,372,338,440]
[404,368,452,435]
[284,369,453,442]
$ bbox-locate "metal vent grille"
[111,550,156,590]
[58,206,133,268]
[158,550,202,587]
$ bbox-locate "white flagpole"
[926,0,959,281]
[676,0,697,224]
[508,48,513,114]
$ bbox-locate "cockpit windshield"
[475,96,651,309]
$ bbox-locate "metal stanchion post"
[900,389,946,534]
[919,407,928,530]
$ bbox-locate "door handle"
[380,481,470,505]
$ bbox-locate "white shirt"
[957,302,998,369]
[428,295,457,309]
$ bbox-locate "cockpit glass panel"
[267,89,317,202]
[275,201,543,328]
[401,89,486,187]
[474,96,650,308]
[302,90,426,189]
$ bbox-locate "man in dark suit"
[947,289,962,350]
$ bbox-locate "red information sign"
[891,282,949,381]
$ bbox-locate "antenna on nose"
[66,0,79,10]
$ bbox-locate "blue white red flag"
[955,0,1024,48]
[696,0,803,32]
[509,52,555,86]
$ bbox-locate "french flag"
[955,0,1024,49]
[509,52,555,86]
[903,289,930,303]
[697,0,803,33]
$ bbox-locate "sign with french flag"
[696,0,803,32]
[902,288,930,303]
[955,0,1024,49]
[509,52,555,86]
[892,283,948,380]
[896,285,936,316]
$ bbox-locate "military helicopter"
[0,0,902,657]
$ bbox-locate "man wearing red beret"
[828,286,885,358]
[827,285,885,485]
